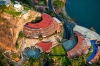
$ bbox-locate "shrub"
[31,17,42,23]
[3,9,21,17]
[19,31,25,38]
[15,41,19,49]
[53,0,64,8]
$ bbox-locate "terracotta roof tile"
[36,42,52,52]
[27,14,53,28]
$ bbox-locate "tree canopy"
[0,49,9,66]
[19,31,25,38]
[53,0,64,8]
[46,10,56,17]
[31,17,42,23]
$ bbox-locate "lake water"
[66,0,100,34]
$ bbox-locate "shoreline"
[61,0,100,38]
[61,0,75,22]
[51,0,75,23]
[51,0,100,39]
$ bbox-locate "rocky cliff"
[0,10,41,52]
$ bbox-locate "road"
[48,0,75,39]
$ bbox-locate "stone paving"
[74,25,100,41]
[21,34,62,52]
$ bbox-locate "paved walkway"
[73,25,100,41]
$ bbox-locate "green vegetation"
[12,53,18,59]
[62,21,64,25]
[58,30,64,37]
[20,0,33,6]
[15,31,24,49]
[53,0,64,8]
[0,5,21,17]
[58,31,63,37]
[19,31,25,38]
[50,45,71,66]
[22,2,34,11]
[38,1,45,6]
[0,49,9,66]
[24,6,31,11]
[22,45,71,66]
[29,57,35,66]
[51,45,65,54]
[46,10,56,17]
[86,52,92,59]
[15,41,19,49]
[71,54,86,66]
[23,61,30,66]
[11,0,16,4]
[39,34,43,41]
[69,45,98,66]
[3,9,21,17]
[62,56,71,66]
[59,12,70,20]
[10,53,20,62]
[0,5,7,10]
[10,63,14,66]
[23,54,43,66]
[86,45,93,58]
[31,17,42,23]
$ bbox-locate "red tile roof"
[98,46,100,56]
[90,45,100,63]
[67,31,89,59]
[27,14,53,28]
[36,42,52,52]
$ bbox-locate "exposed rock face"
[0,10,41,52]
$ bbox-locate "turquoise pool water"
[66,0,100,34]
[28,51,36,56]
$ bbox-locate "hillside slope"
[0,10,41,52]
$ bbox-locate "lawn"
[51,45,65,54]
